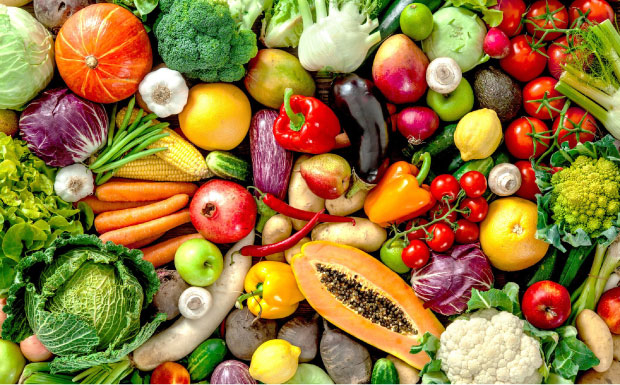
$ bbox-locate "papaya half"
[291,241,444,369]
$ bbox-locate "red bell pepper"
[273,88,340,154]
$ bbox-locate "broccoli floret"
[550,155,620,237]
[154,0,258,83]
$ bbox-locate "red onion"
[211,360,256,384]
[410,243,494,316]
[396,106,439,145]
[484,28,511,59]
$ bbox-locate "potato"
[325,190,367,217]
[285,237,310,264]
[289,156,325,230]
[225,308,277,361]
[613,334,620,361]
[277,316,320,362]
[577,309,614,372]
[20,335,52,362]
[153,269,190,320]
[386,355,420,384]
[578,360,620,384]
[311,217,387,252]
[262,214,292,262]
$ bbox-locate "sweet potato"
[577,309,614,372]
[311,217,387,252]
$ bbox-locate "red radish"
[20,335,53,362]
[484,28,511,59]
[0,297,6,336]
[522,280,571,329]
[190,180,257,244]
[396,106,439,145]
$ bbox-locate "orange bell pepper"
[364,153,435,225]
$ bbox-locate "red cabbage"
[211,360,257,384]
[410,243,494,316]
[19,88,108,167]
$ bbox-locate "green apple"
[174,239,224,287]
[426,78,474,121]
[380,239,410,274]
[0,339,25,384]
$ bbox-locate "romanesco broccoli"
[550,155,620,236]
[154,0,258,83]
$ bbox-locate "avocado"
[473,66,522,123]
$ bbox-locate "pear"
[300,154,351,200]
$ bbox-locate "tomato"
[426,223,455,252]
[406,218,429,241]
[526,0,569,41]
[515,160,541,201]
[505,117,551,159]
[429,201,458,224]
[401,240,431,269]
[430,174,460,203]
[455,219,480,244]
[459,171,487,198]
[548,36,574,79]
[569,0,614,24]
[500,35,548,82]
[552,107,598,148]
[523,77,566,120]
[460,197,489,223]
[491,0,527,36]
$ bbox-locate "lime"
[400,3,434,41]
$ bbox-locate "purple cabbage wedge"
[211,360,257,384]
[410,243,494,316]
[19,88,108,167]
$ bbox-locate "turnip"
[34,0,94,33]
[484,27,511,59]
[396,107,440,145]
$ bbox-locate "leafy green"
[1,234,165,374]
[466,282,521,316]
[410,333,450,384]
[260,0,304,48]
[442,0,503,27]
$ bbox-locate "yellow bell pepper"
[242,261,305,319]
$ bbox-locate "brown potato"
[577,309,614,372]
[578,360,620,384]
[311,217,387,252]
[386,355,420,384]
[325,190,367,217]
[613,334,620,361]
[262,214,292,262]
[285,237,310,264]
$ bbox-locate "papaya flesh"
[291,241,444,370]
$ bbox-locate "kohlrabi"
[297,0,380,73]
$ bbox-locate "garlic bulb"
[138,68,189,118]
[54,164,94,202]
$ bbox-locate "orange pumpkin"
[55,3,152,104]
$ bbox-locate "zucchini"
[371,358,399,384]
[188,338,227,381]
[370,0,393,19]
[205,151,251,182]
[409,124,457,161]
[453,156,494,180]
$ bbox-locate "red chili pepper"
[273,88,341,154]
[262,193,355,224]
[240,210,324,257]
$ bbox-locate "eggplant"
[331,74,390,191]
[211,361,257,384]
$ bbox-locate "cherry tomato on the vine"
[430,174,460,203]
[426,223,455,252]
[515,160,541,201]
[526,0,569,41]
[429,201,458,224]
[505,117,551,159]
[406,218,429,241]
[455,219,480,244]
[523,77,566,120]
[460,197,489,223]
[460,171,487,198]
[552,107,598,148]
[491,0,527,37]
[569,0,614,24]
[500,35,548,82]
[401,240,431,269]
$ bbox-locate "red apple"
[522,280,571,329]
[151,362,190,384]
[597,287,620,334]
[190,180,257,244]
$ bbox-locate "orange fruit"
[480,197,549,271]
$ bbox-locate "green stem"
[315,0,326,19]
[125,132,170,158]
[92,147,167,173]
[415,152,431,185]
[107,103,117,148]
[298,0,314,28]
[570,242,609,322]
[556,78,610,125]
[236,284,264,308]
[119,96,136,134]
[592,21,620,81]
[560,71,615,110]
[283,88,305,131]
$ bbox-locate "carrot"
[141,233,204,268]
[94,194,190,234]
[125,233,165,249]
[96,178,198,202]
[99,209,192,247]
[78,196,157,214]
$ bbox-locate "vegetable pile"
[0,0,620,384]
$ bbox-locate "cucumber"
[188,339,227,381]
[448,154,465,173]
[410,124,458,162]
[205,151,251,182]
[370,0,393,19]
[493,151,510,165]
[528,248,558,286]
[453,156,494,180]
[371,358,399,384]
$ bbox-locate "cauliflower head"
[550,155,620,236]
[437,309,543,384]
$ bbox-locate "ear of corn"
[115,155,204,181]
[148,128,211,178]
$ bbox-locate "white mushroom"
[488,163,522,196]
[426,57,462,94]
[178,287,212,320]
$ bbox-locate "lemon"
[249,339,301,384]
[480,197,549,271]
[454,108,502,161]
